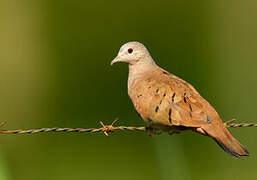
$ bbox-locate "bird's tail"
[200,123,249,158]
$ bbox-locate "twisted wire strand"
[0,126,146,134]
[0,119,255,135]
[227,123,257,128]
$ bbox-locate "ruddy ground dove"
[111,41,249,158]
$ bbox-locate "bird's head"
[111,41,155,66]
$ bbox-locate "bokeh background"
[0,0,257,180]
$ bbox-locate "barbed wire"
[0,118,256,136]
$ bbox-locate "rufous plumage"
[111,41,249,158]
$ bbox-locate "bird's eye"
[128,48,133,54]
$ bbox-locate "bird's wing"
[130,68,220,127]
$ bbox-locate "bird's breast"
[128,78,173,125]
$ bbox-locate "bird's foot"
[145,125,161,137]
[100,118,118,136]
[168,129,181,135]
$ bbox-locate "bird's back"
[128,66,220,128]
[128,66,249,157]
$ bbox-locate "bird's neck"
[128,60,157,91]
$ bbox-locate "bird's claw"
[100,118,118,136]
[168,130,181,135]
[145,125,161,137]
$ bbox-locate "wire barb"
[99,118,119,136]
[0,118,255,135]
[224,119,236,126]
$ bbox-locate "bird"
[111,41,249,158]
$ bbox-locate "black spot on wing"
[168,108,172,123]
[189,103,193,118]
[172,93,176,103]
[155,106,159,113]
[154,89,159,96]
[159,99,163,105]
[189,103,193,112]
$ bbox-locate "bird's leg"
[167,126,185,135]
[145,124,162,137]
[168,128,181,135]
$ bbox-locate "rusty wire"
[0,118,255,136]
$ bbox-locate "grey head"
[111,41,156,66]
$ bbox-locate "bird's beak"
[110,56,120,66]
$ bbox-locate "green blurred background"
[0,0,256,180]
